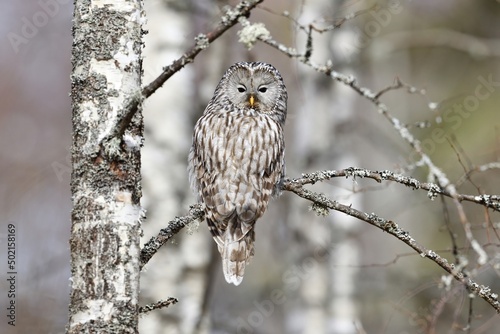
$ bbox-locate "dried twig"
[139,298,179,314]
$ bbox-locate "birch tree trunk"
[68,1,145,333]
[139,1,213,332]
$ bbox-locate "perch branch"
[282,181,500,313]
[140,168,500,312]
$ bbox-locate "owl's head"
[214,62,287,122]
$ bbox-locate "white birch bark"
[68,1,145,333]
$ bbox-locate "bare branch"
[440,194,460,264]
[256,29,491,264]
[291,168,500,212]
[373,76,427,100]
[311,4,378,32]
[282,180,500,313]
[141,0,263,99]
[140,167,500,272]
[141,167,500,312]
[139,298,179,314]
[457,162,500,187]
[140,204,204,269]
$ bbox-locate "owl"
[188,62,287,285]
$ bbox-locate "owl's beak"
[248,95,255,107]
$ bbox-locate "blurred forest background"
[1,0,500,333]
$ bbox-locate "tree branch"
[255,26,492,267]
[282,181,500,313]
[294,168,500,212]
[139,298,179,314]
[140,204,204,270]
[109,0,263,146]
[140,168,500,312]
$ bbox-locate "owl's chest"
[213,113,266,144]
[204,113,272,170]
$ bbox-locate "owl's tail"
[220,229,255,286]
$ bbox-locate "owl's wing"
[188,113,229,247]
[263,122,286,198]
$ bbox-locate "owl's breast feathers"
[188,107,285,285]
[191,111,282,221]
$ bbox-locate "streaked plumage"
[188,62,287,285]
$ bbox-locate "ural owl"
[188,62,287,285]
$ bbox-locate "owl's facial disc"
[229,69,278,112]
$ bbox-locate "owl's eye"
[258,86,267,93]
[237,85,246,93]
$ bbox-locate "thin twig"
[456,162,500,187]
[449,139,500,242]
[139,298,179,314]
[440,194,459,263]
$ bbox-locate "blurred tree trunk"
[290,1,363,333]
[139,1,215,333]
[68,1,144,333]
